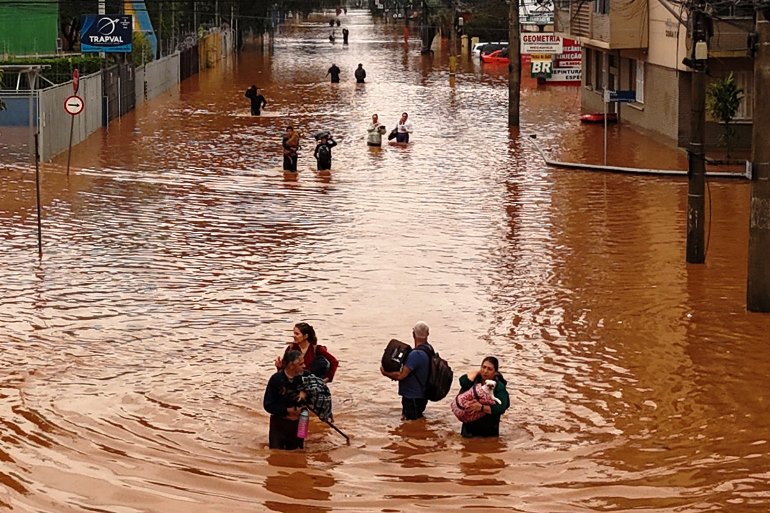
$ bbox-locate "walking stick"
[307,406,350,444]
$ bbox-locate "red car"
[481,48,510,64]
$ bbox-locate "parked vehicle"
[474,42,509,59]
[471,42,488,57]
[480,48,510,64]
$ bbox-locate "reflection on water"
[2,8,770,513]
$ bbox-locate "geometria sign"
[80,15,133,53]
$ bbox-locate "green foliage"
[132,31,155,64]
[0,55,102,85]
[706,72,744,157]
[462,0,510,41]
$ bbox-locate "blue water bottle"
[296,408,310,439]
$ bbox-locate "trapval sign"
[80,15,133,53]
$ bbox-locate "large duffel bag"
[381,339,411,373]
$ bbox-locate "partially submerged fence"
[1,28,233,163]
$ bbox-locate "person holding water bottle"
[264,350,307,449]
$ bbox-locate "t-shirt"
[398,343,432,399]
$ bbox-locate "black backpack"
[414,344,453,402]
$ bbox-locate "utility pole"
[449,0,457,75]
[508,0,521,126]
[747,8,770,311]
[685,4,708,263]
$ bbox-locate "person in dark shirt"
[263,350,307,449]
[314,133,337,171]
[354,63,366,83]
[342,28,350,44]
[244,85,267,116]
[281,125,300,172]
[457,356,510,437]
[326,63,341,83]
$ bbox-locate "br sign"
[80,14,133,53]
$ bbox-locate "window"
[585,48,593,87]
[594,0,609,15]
[594,50,603,89]
[732,71,753,120]
[635,60,645,103]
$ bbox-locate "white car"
[472,42,487,57]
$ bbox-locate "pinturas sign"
[80,15,133,53]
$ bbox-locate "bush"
[0,55,103,85]
[132,31,155,65]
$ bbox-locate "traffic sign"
[72,68,80,94]
[64,95,84,116]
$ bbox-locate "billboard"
[80,15,133,53]
[521,36,582,84]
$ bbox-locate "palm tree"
[706,72,743,158]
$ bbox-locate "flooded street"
[3,10,770,513]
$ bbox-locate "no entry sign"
[64,95,85,115]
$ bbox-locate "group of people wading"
[263,321,511,450]
[277,112,413,173]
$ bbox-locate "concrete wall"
[5,28,234,161]
[135,53,180,106]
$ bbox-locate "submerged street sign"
[604,90,637,103]
[80,15,133,53]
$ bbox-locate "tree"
[132,31,155,64]
[706,72,743,158]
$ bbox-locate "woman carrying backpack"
[456,356,509,437]
[274,322,339,382]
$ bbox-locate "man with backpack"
[381,321,452,420]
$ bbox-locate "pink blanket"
[450,381,499,423]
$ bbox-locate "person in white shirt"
[395,112,413,143]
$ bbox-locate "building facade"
[555,0,754,149]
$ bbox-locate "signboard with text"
[521,33,563,54]
[522,36,582,84]
[80,14,133,53]
[548,37,582,83]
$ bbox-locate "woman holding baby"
[458,356,510,437]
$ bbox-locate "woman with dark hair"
[457,356,510,437]
[274,322,339,382]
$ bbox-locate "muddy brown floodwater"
[2,9,770,513]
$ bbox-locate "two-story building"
[554,0,754,149]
